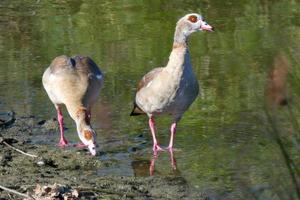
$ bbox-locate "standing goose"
[130,13,213,153]
[42,55,103,156]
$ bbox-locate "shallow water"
[1,0,300,199]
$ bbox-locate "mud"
[0,113,208,199]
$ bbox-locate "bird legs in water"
[149,117,164,153]
[148,118,177,175]
[149,117,177,153]
[56,106,68,147]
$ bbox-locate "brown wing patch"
[137,68,163,92]
[84,130,93,140]
[130,68,163,116]
[188,15,198,23]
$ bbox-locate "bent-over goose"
[42,55,103,156]
[130,13,213,153]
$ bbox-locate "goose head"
[174,13,213,42]
[76,109,97,156]
[78,127,97,156]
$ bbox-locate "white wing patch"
[96,74,103,80]
[146,80,153,88]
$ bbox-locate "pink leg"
[168,148,177,170]
[56,107,68,147]
[149,154,158,176]
[149,117,164,154]
[167,122,177,151]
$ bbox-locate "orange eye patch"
[84,130,93,140]
[188,15,198,23]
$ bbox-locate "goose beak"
[88,143,97,156]
[200,22,214,32]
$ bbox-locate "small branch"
[0,185,35,200]
[2,141,38,158]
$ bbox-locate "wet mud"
[0,112,208,199]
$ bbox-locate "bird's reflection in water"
[150,150,179,176]
[131,150,180,177]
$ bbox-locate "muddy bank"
[0,113,209,199]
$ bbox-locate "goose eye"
[188,15,198,23]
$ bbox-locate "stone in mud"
[41,118,57,130]
[0,111,15,129]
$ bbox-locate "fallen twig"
[1,140,38,158]
[0,184,35,200]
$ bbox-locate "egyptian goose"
[42,55,103,156]
[130,13,213,153]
